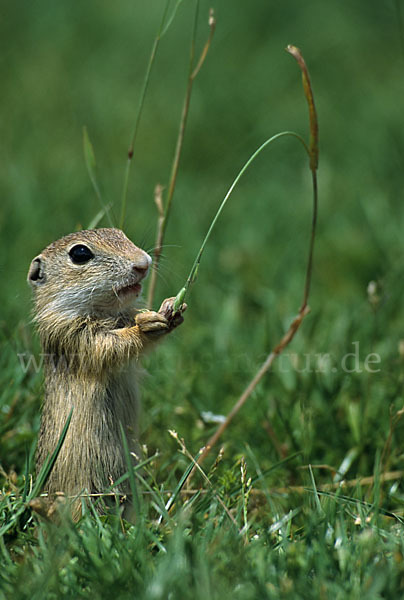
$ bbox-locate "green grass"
[2,0,404,597]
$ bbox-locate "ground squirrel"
[27,227,185,517]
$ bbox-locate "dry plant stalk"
[26,468,403,501]
[147,7,216,308]
[188,45,319,480]
[165,429,238,528]
[270,469,404,496]
[192,469,402,497]
[380,406,404,473]
[119,0,172,229]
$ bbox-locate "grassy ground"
[2,1,404,597]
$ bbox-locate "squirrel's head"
[28,228,151,320]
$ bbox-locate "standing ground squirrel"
[27,227,185,516]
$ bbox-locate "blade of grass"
[0,409,73,536]
[172,130,309,312]
[240,457,251,541]
[29,407,73,500]
[22,446,30,503]
[268,508,301,535]
[308,464,323,512]
[163,449,203,517]
[237,451,302,496]
[186,46,319,480]
[119,422,141,518]
[311,489,404,524]
[147,4,216,308]
[134,470,172,523]
[166,430,239,529]
[106,451,160,491]
[83,127,113,227]
[119,0,181,229]
[87,203,114,230]
[161,0,185,37]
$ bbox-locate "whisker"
[88,284,96,308]
[146,243,183,255]
[112,285,120,302]
[135,223,157,250]
[147,261,188,292]
[152,267,170,288]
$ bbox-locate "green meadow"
[2,1,404,597]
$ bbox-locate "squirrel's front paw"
[135,310,169,337]
[158,297,187,329]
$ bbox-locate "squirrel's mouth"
[117,282,142,297]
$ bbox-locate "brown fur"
[27,228,184,517]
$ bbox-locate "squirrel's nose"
[132,253,151,279]
[132,264,149,279]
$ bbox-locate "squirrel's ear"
[28,256,46,287]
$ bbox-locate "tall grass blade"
[119,422,140,518]
[83,127,113,227]
[29,407,73,499]
[0,409,72,536]
[120,0,176,228]
[172,131,309,312]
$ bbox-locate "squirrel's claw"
[158,297,187,329]
[135,297,186,338]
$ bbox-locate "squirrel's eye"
[69,244,94,264]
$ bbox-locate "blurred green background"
[2,0,403,320]
[4,4,404,594]
[2,0,404,474]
